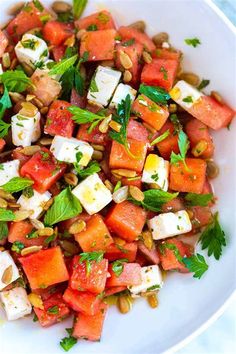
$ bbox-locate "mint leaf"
[139,84,170,105]
[0,208,15,221]
[0,177,34,193]
[129,189,178,212]
[184,193,213,207]
[170,130,190,169]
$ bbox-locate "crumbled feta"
[50,135,93,166]
[142,154,169,191]
[15,33,49,68]
[109,83,137,108]
[17,190,51,219]
[0,160,20,186]
[148,210,192,240]
[170,80,204,109]
[87,66,121,106]
[0,251,20,291]
[129,265,163,296]
[11,111,41,147]
[72,173,112,215]
[0,287,32,320]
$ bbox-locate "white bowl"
[0,1,236,353]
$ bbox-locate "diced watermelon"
[105,201,146,242]
[8,221,45,247]
[106,263,141,287]
[63,287,102,315]
[141,58,179,91]
[42,21,74,46]
[0,30,8,57]
[138,241,160,264]
[105,242,138,262]
[132,94,169,130]
[44,100,74,138]
[127,119,149,142]
[158,238,189,272]
[75,10,115,30]
[80,29,117,61]
[191,206,212,229]
[156,121,179,159]
[70,255,108,294]
[70,88,87,108]
[76,123,107,145]
[153,48,181,61]
[0,138,6,152]
[52,45,66,62]
[161,197,185,213]
[104,286,126,297]
[19,247,69,290]
[118,26,155,52]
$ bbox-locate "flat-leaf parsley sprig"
[170,130,190,170]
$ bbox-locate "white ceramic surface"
[0,1,236,353]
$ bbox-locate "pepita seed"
[1,265,13,284]
[117,295,132,314]
[113,236,126,246]
[149,183,161,190]
[28,293,44,309]
[60,240,80,255]
[211,91,224,104]
[129,186,144,202]
[99,114,112,133]
[40,106,49,115]
[52,1,72,13]
[111,169,137,178]
[0,190,14,201]
[91,144,105,152]
[30,219,44,230]
[186,209,194,220]
[92,150,103,161]
[109,120,121,132]
[64,35,75,47]
[26,94,36,102]
[19,102,38,117]
[191,140,208,157]
[141,230,153,250]
[37,227,54,237]
[129,20,146,32]
[69,220,86,234]
[21,62,34,76]
[123,70,132,83]
[178,72,200,86]
[9,92,25,103]
[21,246,42,256]
[76,29,86,40]
[7,202,20,208]
[10,58,18,70]
[32,97,44,109]
[142,51,152,64]
[168,103,177,113]
[39,137,53,146]
[14,210,33,221]
[104,179,114,192]
[21,145,41,156]
[120,51,133,70]
[2,53,11,68]
[206,160,219,179]
[64,172,78,186]
[7,2,24,16]
[152,32,169,47]
[112,186,129,204]
[0,198,8,208]
[142,122,157,134]
[147,293,158,308]
[43,198,54,211]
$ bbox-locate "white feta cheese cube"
[129,265,163,296]
[50,135,93,166]
[148,210,192,240]
[17,190,51,219]
[72,173,112,215]
[142,154,169,191]
[15,33,49,68]
[109,83,137,108]
[0,160,20,186]
[87,66,121,106]
[170,80,204,109]
[0,251,20,291]
[11,111,41,147]
[0,287,32,320]
[0,63,3,75]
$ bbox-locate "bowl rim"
[165,2,236,350]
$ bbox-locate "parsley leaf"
[47,305,59,315]
[184,193,213,207]
[184,37,201,48]
[109,95,134,157]
[0,70,33,93]
[197,79,210,91]
[11,241,25,253]
[33,0,44,12]
[0,177,34,193]
[0,86,12,120]
[73,0,88,19]
[23,186,34,198]
[60,335,77,352]
[0,208,15,221]
[112,259,128,277]
[49,55,78,76]
[0,120,11,138]
[44,187,82,226]
[170,130,190,170]
[0,221,8,240]
[79,251,104,275]
[139,84,170,105]
[182,253,208,279]
[150,129,170,146]
[199,212,226,260]
[68,105,105,133]
[129,189,178,212]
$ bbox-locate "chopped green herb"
[0,70,33,93]
[87,24,98,31]
[150,129,170,146]
[33,0,44,12]
[79,251,104,275]
[60,335,77,352]
[26,230,39,239]
[49,55,78,76]
[199,212,226,260]
[33,314,38,322]
[129,189,178,212]
[197,79,210,91]
[139,84,170,105]
[21,38,37,50]
[184,193,213,207]
[170,130,190,170]
[182,253,208,279]
[44,233,57,245]
[89,75,99,93]
[0,177,34,193]
[73,0,88,19]
[57,11,74,23]
[151,173,159,182]
[160,66,168,80]
[113,180,122,192]
[0,221,8,240]
[0,208,15,222]
[184,37,201,48]
[68,105,105,133]
[75,160,101,179]
[170,113,182,135]
[159,242,183,263]
[182,96,193,103]
[47,305,59,315]
[146,284,160,291]
[11,241,25,253]
[0,85,12,122]
[0,119,11,138]
[23,186,34,198]
[122,38,135,47]
[97,11,110,24]
[112,259,128,277]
